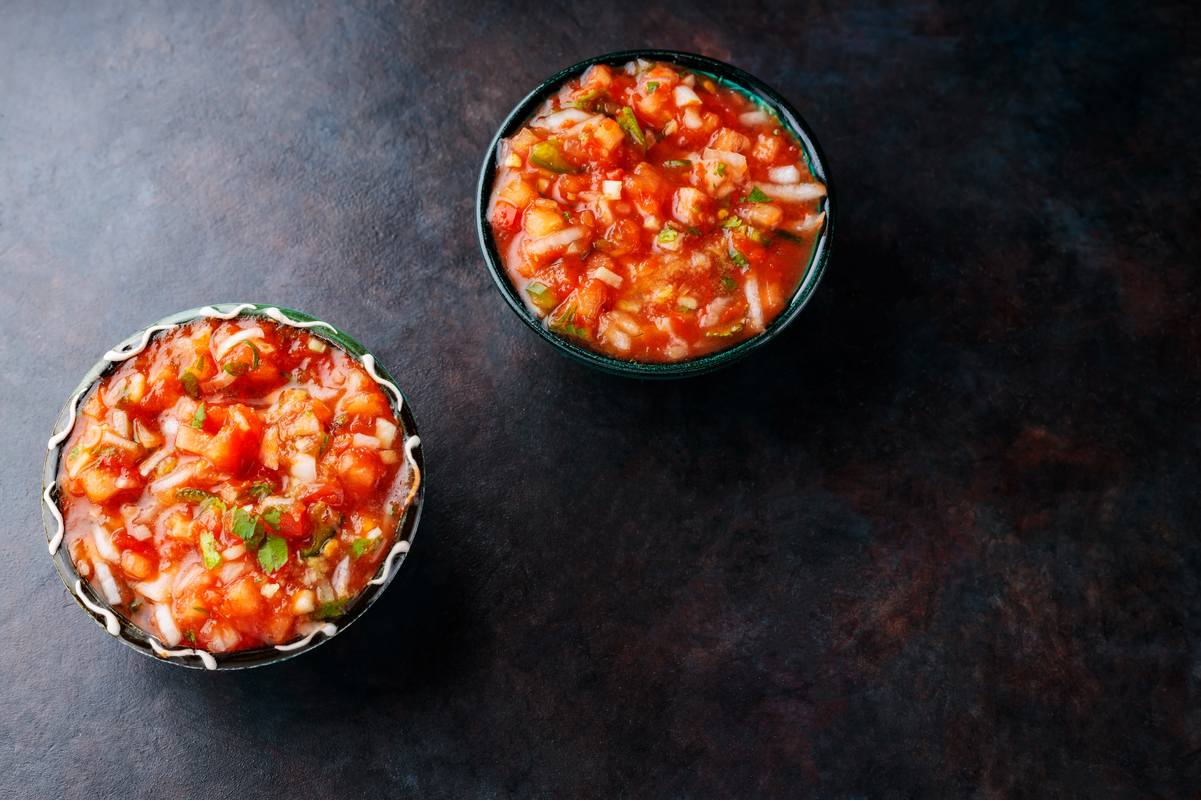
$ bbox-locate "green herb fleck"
[566,87,605,110]
[775,230,805,244]
[301,502,343,558]
[663,159,692,169]
[232,507,262,543]
[180,371,200,400]
[720,216,743,229]
[176,488,215,504]
[720,275,737,291]
[658,228,680,244]
[746,227,772,247]
[312,598,350,620]
[715,163,727,177]
[68,445,82,460]
[192,606,210,615]
[646,81,660,94]
[389,502,400,517]
[261,506,283,531]
[241,482,275,502]
[748,186,771,203]
[257,535,288,573]
[526,282,557,312]
[223,361,250,376]
[687,226,703,236]
[529,141,580,173]
[129,598,144,613]
[616,107,645,148]
[351,538,375,559]
[548,304,589,339]
[189,402,206,429]
[729,250,750,270]
[200,531,223,570]
[184,630,197,644]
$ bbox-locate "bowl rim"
[41,302,426,670]
[475,48,836,379]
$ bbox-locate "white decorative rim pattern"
[45,303,423,669]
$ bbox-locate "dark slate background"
[2,0,1199,796]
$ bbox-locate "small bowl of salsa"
[41,304,425,669]
[477,50,835,378]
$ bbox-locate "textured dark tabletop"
[3,1,1199,797]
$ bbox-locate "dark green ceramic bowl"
[41,303,425,670]
[476,49,835,379]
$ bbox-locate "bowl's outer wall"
[42,303,426,670]
[476,49,835,378]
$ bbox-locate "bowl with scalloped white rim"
[42,303,425,669]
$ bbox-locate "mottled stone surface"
[2,0,1199,796]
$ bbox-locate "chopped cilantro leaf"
[687,226,703,236]
[351,538,374,559]
[189,402,206,429]
[663,159,692,169]
[257,535,288,573]
[180,371,200,400]
[261,506,283,531]
[720,216,743,229]
[647,81,659,94]
[244,340,261,369]
[720,275,737,291]
[548,304,589,339]
[526,282,557,311]
[231,507,261,542]
[748,186,771,203]
[241,481,274,502]
[715,163,727,177]
[184,630,196,644]
[729,250,750,270]
[223,361,250,376]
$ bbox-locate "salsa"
[54,312,419,655]
[487,58,827,362]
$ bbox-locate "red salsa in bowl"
[42,304,423,669]
[480,52,833,374]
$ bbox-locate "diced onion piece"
[678,296,698,310]
[683,108,703,129]
[133,420,161,450]
[101,429,141,454]
[161,416,179,439]
[756,181,827,203]
[261,583,280,598]
[739,110,771,126]
[664,342,689,360]
[221,544,246,560]
[148,460,197,495]
[135,570,175,603]
[92,523,121,563]
[524,225,590,258]
[534,108,599,133]
[111,409,131,440]
[610,331,632,352]
[218,561,248,584]
[595,265,623,288]
[173,561,205,595]
[93,561,123,606]
[156,603,182,646]
[745,276,764,332]
[602,180,622,200]
[331,557,350,598]
[673,85,702,107]
[768,165,802,184]
[374,418,398,448]
[353,433,381,449]
[307,337,328,353]
[797,211,826,235]
[215,327,265,358]
[380,450,399,465]
[291,453,317,482]
[292,589,316,615]
[128,523,153,541]
[138,444,175,477]
[366,527,383,540]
